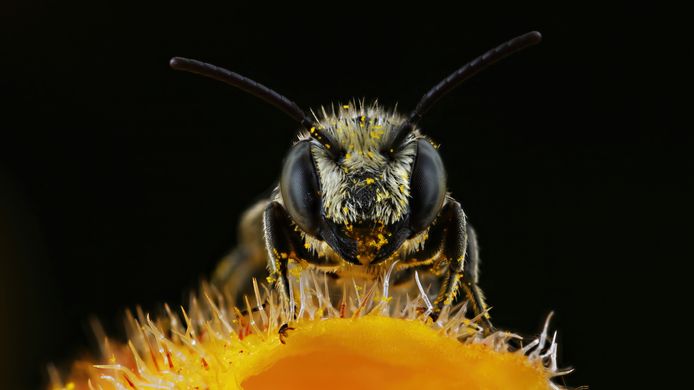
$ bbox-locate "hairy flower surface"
[50,271,571,389]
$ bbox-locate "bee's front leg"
[431,200,493,333]
[263,202,301,312]
[263,202,332,317]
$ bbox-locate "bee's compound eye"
[409,139,447,233]
[280,141,322,236]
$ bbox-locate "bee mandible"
[170,31,542,332]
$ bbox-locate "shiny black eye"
[280,141,322,236]
[409,139,447,233]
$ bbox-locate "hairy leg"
[400,199,492,332]
[263,202,340,314]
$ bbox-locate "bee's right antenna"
[169,57,338,151]
[389,31,542,148]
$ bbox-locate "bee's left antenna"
[169,57,337,151]
[388,31,542,148]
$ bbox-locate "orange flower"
[50,272,571,389]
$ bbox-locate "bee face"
[279,102,447,265]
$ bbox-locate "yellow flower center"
[242,317,549,390]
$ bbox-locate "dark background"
[0,1,685,388]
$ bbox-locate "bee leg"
[430,201,493,333]
[263,202,296,314]
[263,202,335,317]
[460,225,494,334]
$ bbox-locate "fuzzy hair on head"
[301,100,424,226]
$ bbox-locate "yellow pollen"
[370,129,385,139]
[289,266,302,278]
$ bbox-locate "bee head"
[279,103,447,264]
[170,31,541,265]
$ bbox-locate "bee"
[170,31,542,332]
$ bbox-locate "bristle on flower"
[50,271,572,389]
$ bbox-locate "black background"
[1,2,685,389]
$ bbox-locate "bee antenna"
[410,31,541,122]
[169,57,338,150]
[389,31,542,147]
